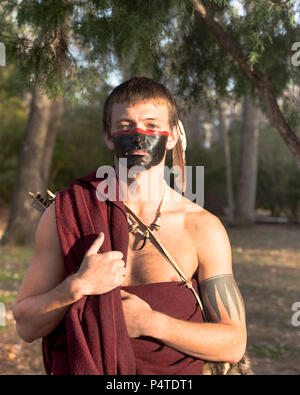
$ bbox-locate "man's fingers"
[86,232,105,256]
[119,267,126,277]
[113,259,126,268]
[107,251,123,260]
[120,290,132,299]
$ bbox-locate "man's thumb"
[86,232,105,256]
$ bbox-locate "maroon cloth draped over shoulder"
[42,169,137,375]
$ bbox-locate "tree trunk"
[1,85,51,245]
[190,0,300,168]
[41,97,63,188]
[218,101,235,223]
[1,4,71,246]
[1,86,62,245]
[235,96,259,225]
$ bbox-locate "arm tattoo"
[199,274,245,322]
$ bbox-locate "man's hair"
[103,77,179,135]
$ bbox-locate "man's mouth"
[125,150,149,156]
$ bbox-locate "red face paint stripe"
[111,128,169,137]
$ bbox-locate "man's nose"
[137,133,144,143]
[132,131,144,147]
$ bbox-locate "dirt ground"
[229,223,300,375]
[0,219,299,375]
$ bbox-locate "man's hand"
[120,290,153,338]
[74,233,126,297]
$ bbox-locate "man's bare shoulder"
[40,201,56,224]
[35,202,59,249]
[180,196,232,279]
[168,187,222,229]
[184,199,223,232]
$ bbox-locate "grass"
[250,343,296,360]
[227,223,300,375]
[0,245,44,375]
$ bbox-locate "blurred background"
[0,0,299,374]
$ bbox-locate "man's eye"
[118,125,130,130]
[147,124,158,130]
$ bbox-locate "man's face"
[108,101,172,170]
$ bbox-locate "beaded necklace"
[125,181,167,250]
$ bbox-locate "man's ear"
[166,126,179,151]
[103,132,115,151]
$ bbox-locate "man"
[13,77,247,375]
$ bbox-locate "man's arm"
[122,211,247,363]
[143,275,246,363]
[13,202,126,343]
[13,203,78,342]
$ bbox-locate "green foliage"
[185,140,227,213]
[167,10,238,107]
[0,0,299,220]
[0,66,28,203]
[165,0,300,107]
[1,0,75,98]
[0,0,231,100]
[226,113,300,221]
[257,123,300,220]
[74,0,177,79]
[49,85,113,193]
[2,0,299,106]
[233,0,299,96]
[0,61,113,203]
[181,114,300,220]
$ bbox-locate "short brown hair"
[103,77,179,135]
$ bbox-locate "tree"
[162,0,299,221]
[2,0,300,243]
[0,64,28,205]
[1,0,182,245]
[235,95,259,225]
[1,0,72,244]
[2,86,55,244]
[188,0,300,168]
[218,100,235,223]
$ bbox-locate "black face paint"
[111,128,169,170]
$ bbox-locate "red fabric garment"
[122,280,204,375]
[42,169,136,375]
[42,169,204,375]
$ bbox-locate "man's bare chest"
[122,219,198,286]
